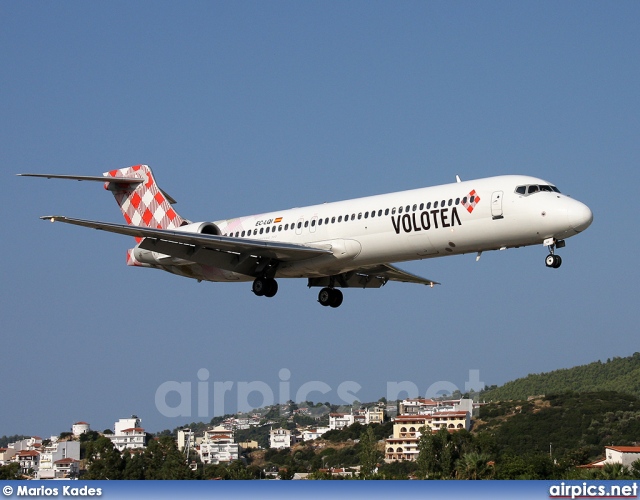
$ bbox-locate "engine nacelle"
[175,221,222,235]
[132,221,221,266]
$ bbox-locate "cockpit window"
[516,184,561,196]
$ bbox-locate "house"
[108,416,147,452]
[197,426,239,465]
[329,413,354,431]
[579,446,640,469]
[0,448,17,466]
[16,450,40,475]
[301,427,331,441]
[37,441,80,479]
[269,427,297,449]
[51,458,80,479]
[384,410,471,462]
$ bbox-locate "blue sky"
[1,1,639,437]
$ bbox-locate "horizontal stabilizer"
[17,173,143,184]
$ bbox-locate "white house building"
[269,428,297,449]
[37,441,80,479]
[197,426,239,465]
[580,446,640,469]
[108,416,147,452]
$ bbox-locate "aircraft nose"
[568,201,593,233]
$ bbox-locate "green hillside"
[481,352,640,401]
[475,391,640,461]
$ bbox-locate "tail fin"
[104,165,187,230]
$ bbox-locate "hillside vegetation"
[481,352,640,401]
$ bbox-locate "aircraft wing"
[41,216,332,261]
[353,263,439,286]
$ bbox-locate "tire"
[545,255,556,268]
[264,279,278,297]
[329,289,343,308]
[252,278,266,296]
[318,288,333,306]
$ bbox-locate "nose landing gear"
[544,238,565,269]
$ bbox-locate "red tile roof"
[606,446,640,453]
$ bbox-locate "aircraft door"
[491,191,504,219]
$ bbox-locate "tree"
[416,427,457,479]
[83,437,124,479]
[0,463,21,480]
[456,451,493,479]
[358,426,380,478]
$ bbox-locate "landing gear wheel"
[252,277,267,296]
[329,289,343,308]
[253,277,278,297]
[545,254,562,269]
[264,278,278,297]
[318,287,333,307]
[318,288,343,308]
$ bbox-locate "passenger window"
[379,209,383,216]
[266,227,270,233]
[254,229,258,235]
[441,200,445,207]
[304,221,309,228]
[351,214,355,221]
[332,217,336,223]
[406,205,410,212]
[448,199,452,206]
[338,216,342,222]
[325,218,329,224]
[455,198,460,205]
[297,222,302,229]
[419,203,424,210]
[311,220,316,226]
[398,206,403,214]
[470,195,475,203]
[363,212,368,219]
[427,202,431,209]
[278,226,282,231]
[370,211,375,218]
[462,197,467,205]
[391,208,396,215]
[260,228,264,234]
[434,201,439,208]
[385,209,389,216]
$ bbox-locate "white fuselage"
[166,175,591,282]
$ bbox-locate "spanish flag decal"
[274,217,282,223]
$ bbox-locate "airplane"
[19,164,592,308]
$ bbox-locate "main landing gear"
[252,277,278,297]
[318,287,343,308]
[544,238,565,269]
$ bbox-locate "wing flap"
[355,263,439,286]
[41,216,332,262]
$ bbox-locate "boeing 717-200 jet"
[20,165,592,308]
